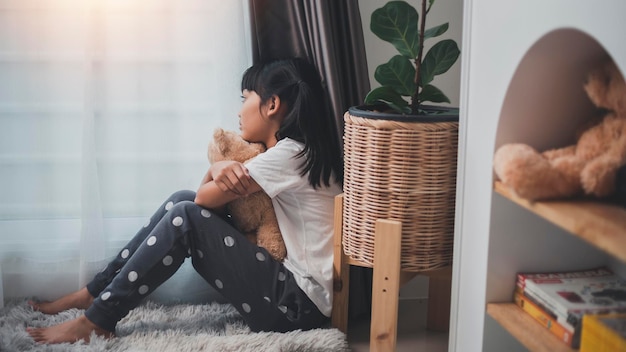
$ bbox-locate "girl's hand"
[194,161,262,209]
[210,160,252,196]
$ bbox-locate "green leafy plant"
[365,0,460,114]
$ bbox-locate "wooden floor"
[347,298,449,351]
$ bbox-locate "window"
[0,0,251,299]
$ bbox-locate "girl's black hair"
[241,58,343,188]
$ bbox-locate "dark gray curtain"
[248,0,370,140]
[248,0,372,321]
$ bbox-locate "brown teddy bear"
[493,60,626,201]
[208,128,287,261]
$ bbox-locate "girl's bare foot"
[27,315,113,344]
[29,287,94,315]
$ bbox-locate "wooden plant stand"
[331,194,452,351]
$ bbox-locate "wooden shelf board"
[487,303,575,352]
[494,181,626,262]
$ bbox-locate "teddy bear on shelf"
[493,60,626,201]
[207,128,287,262]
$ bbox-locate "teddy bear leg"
[256,222,287,262]
[494,143,581,200]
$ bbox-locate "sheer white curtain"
[0,0,251,303]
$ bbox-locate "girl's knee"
[168,190,196,203]
[170,200,221,218]
[169,200,198,214]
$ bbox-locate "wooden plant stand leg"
[370,219,402,352]
[331,194,349,333]
[426,266,452,332]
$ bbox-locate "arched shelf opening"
[484,28,626,304]
[494,28,621,153]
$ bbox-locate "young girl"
[27,57,344,344]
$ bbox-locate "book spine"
[519,285,576,330]
[514,291,574,347]
[522,280,570,318]
[517,286,581,348]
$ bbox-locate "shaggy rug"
[0,299,349,352]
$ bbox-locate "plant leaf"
[423,23,448,40]
[374,55,416,96]
[419,39,460,86]
[370,1,419,59]
[364,86,411,114]
[419,84,451,104]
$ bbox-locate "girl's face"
[238,89,278,147]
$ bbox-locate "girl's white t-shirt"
[245,138,342,317]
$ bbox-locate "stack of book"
[514,267,626,349]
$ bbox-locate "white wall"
[359,0,464,107]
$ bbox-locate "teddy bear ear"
[210,128,229,156]
[213,127,225,139]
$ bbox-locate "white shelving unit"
[450,1,626,351]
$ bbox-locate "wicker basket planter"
[342,105,459,272]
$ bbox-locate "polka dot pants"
[84,190,327,333]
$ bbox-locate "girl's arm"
[194,160,262,209]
